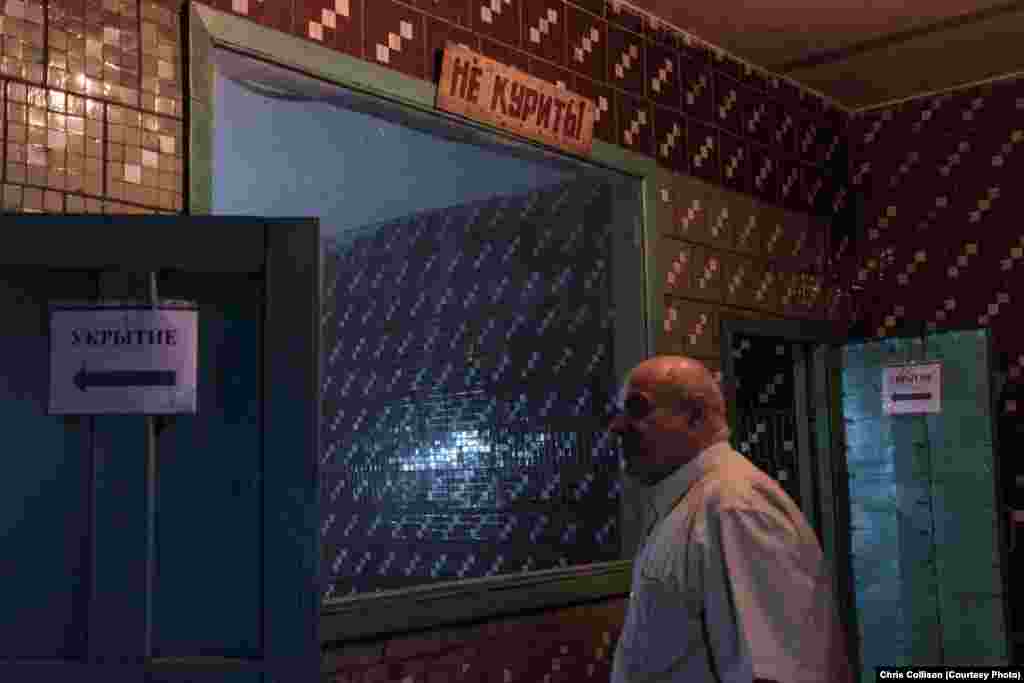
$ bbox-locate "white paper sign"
[883,362,941,415]
[48,304,198,415]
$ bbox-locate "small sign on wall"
[48,303,199,415]
[436,42,595,157]
[883,362,942,415]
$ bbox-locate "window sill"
[320,560,632,643]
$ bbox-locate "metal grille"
[319,178,631,598]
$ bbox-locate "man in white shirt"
[609,355,853,683]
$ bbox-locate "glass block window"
[320,177,637,597]
[212,48,643,599]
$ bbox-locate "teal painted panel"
[153,275,263,657]
[841,329,1008,681]
[0,271,93,658]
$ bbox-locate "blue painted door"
[0,268,265,682]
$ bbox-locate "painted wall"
[213,70,573,236]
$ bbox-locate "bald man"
[609,356,853,683]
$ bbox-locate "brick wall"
[322,598,626,682]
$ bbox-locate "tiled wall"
[651,171,840,373]
[322,598,626,682]
[0,0,184,213]
[197,0,851,219]
[845,78,1024,417]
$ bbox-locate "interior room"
[0,0,1021,681]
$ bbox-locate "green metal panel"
[841,329,1008,682]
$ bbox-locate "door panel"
[842,329,1008,677]
[153,272,263,658]
[0,268,94,658]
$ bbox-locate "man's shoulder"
[687,448,798,520]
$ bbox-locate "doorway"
[720,316,859,679]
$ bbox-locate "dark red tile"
[479,37,530,72]
[713,74,743,135]
[653,105,686,173]
[678,32,711,64]
[644,19,677,47]
[710,48,742,80]
[365,0,427,81]
[426,17,478,82]
[740,62,767,92]
[522,0,566,66]
[616,91,653,157]
[679,54,714,124]
[802,166,825,215]
[751,145,779,204]
[527,56,574,91]
[299,0,361,58]
[688,120,720,184]
[719,132,750,194]
[606,25,644,97]
[222,0,293,34]
[412,0,473,27]
[646,41,679,109]
[605,1,643,32]
[565,6,606,82]
[772,103,798,158]
[778,160,804,210]
[566,0,603,16]
[744,96,775,146]
[572,75,615,144]
[796,115,820,164]
[472,0,521,47]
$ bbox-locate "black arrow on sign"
[74,365,177,392]
[892,393,932,401]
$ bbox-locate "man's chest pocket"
[617,575,704,676]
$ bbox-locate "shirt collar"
[649,440,734,523]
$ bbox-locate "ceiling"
[628,0,1024,110]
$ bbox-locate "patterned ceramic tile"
[366,0,427,80]
[413,0,473,27]
[687,119,719,184]
[565,0,604,17]
[472,0,520,47]
[719,131,749,194]
[479,36,529,72]
[604,0,642,33]
[140,0,184,117]
[606,25,643,97]
[427,17,478,80]
[615,91,651,156]
[571,75,613,144]
[644,40,677,109]
[778,160,803,211]
[749,145,778,204]
[678,54,713,122]
[527,55,573,92]
[565,5,604,82]
[302,0,362,58]
[713,73,743,135]
[521,0,564,65]
[653,105,685,173]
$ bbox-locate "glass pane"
[212,50,644,599]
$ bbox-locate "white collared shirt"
[611,442,852,683]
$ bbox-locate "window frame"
[187,0,665,641]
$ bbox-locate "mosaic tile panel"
[1,0,182,215]
[320,178,632,598]
[521,0,563,66]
